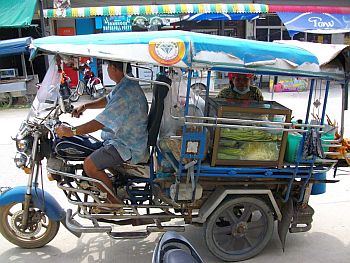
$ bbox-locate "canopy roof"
[0,0,37,28]
[43,3,268,18]
[0,37,32,57]
[32,30,349,80]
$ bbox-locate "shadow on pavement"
[0,224,349,263]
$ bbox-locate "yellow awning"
[44,3,268,18]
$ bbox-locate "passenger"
[217,73,264,101]
[55,61,149,204]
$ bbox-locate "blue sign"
[102,16,132,33]
[182,13,259,21]
[278,12,350,36]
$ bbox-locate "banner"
[278,12,350,36]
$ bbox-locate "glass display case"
[208,98,292,167]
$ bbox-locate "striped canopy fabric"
[43,3,268,18]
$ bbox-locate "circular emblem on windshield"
[149,38,185,65]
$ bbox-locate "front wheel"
[0,202,60,248]
[204,197,274,262]
[69,89,80,102]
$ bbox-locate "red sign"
[57,27,75,36]
[57,27,78,87]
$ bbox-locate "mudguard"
[0,186,65,221]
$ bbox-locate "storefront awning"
[181,13,259,21]
[278,12,350,36]
[43,3,268,18]
[0,0,37,28]
[0,37,32,57]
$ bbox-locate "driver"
[217,73,264,101]
[55,61,149,204]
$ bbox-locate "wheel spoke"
[234,236,253,250]
[214,231,232,247]
[247,220,265,231]
[213,225,231,235]
[224,209,239,224]
[239,204,253,222]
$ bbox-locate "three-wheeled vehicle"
[0,30,349,261]
[0,37,39,107]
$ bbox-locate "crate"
[208,97,292,167]
[285,132,335,163]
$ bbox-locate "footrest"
[289,205,314,233]
[147,225,185,233]
[107,231,150,239]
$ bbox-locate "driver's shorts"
[89,144,124,170]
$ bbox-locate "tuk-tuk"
[0,37,39,107]
[0,30,349,262]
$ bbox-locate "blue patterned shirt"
[95,75,149,164]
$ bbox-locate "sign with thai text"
[277,12,350,36]
[102,16,132,33]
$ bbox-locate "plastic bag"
[29,57,61,119]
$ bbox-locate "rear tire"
[0,92,13,108]
[0,202,60,248]
[204,197,274,262]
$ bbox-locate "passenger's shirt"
[217,86,264,101]
[95,75,149,164]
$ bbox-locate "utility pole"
[38,0,46,37]
[38,0,49,69]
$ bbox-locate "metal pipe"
[320,80,330,125]
[340,81,348,137]
[204,71,211,117]
[184,121,311,133]
[184,115,326,128]
[47,168,116,199]
[123,64,172,89]
[305,79,315,125]
[184,70,193,116]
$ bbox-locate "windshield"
[27,58,61,120]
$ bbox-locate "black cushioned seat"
[147,74,172,146]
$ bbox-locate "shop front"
[46,3,268,87]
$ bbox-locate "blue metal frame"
[150,66,336,203]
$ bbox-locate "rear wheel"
[85,83,92,95]
[0,202,60,248]
[204,197,274,262]
[0,92,13,108]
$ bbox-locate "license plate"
[94,83,104,90]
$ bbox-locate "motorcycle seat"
[114,163,150,179]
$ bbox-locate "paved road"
[0,89,349,263]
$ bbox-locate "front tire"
[204,197,274,262]
[0,202,60,248]
[69,89,80,102]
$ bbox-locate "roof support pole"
[39,0,48,70]
[17,29,28,79]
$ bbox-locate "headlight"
[14,152,29,168]
[16,139,29,152]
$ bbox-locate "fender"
[192,186,282,223]
[0,186,65,221]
